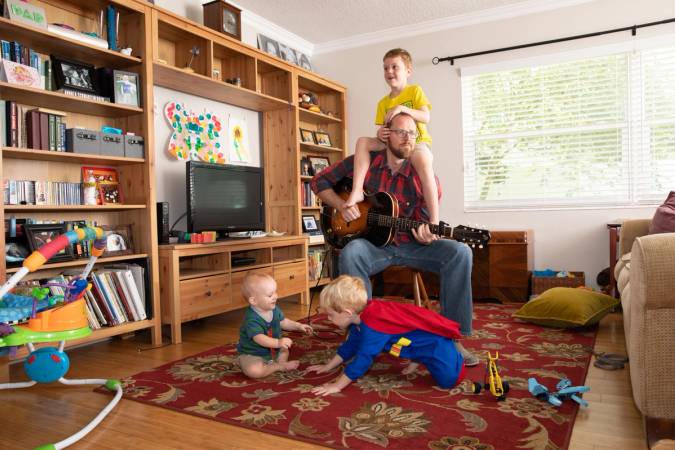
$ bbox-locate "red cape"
[360,299,462,339]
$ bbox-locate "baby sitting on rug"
[307,275,466,395]
[236,273,313,378]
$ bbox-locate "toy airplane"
[528,377,590,408]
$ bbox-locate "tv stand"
[158,236,309,343]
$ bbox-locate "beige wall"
[313,0,675,288]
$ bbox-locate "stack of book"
[3,101,66,150]
[301,181,319,207]
[0,39,50,88]
[26,264,147,329]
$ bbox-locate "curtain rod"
[432,17,675,66]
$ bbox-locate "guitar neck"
[367,212,450,238]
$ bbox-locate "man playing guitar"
[310,112,478,366]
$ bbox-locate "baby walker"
[0,226,123,450]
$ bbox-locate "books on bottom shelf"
[17,264,147,330]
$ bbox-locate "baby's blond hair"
[241,272,274,300]
[383,48,412,69]
[319,275,368,313]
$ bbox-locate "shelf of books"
[296,72,346,288]
[0,0,161,373]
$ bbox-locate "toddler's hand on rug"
[311,383,342,396]
[297,323,313,334]
[401,361,420,375]
[279,337,293,349]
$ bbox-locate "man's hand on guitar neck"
[412,223,439,245]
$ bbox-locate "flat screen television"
[186,161,264,235]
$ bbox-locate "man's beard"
[388,140,412,159]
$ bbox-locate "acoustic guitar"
[320,181,491,249]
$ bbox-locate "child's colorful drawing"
[164,102,225,163]
[228,114,249,163]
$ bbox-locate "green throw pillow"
[513,287,619,328]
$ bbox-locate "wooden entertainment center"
[0,0,346,379]
[159,236,308,344]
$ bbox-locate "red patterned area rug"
[113,303,596,450]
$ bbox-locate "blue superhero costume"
[337,299,466,388]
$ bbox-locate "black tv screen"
[186,161,264,233]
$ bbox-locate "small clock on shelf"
[203,0,242,41]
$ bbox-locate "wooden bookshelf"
[299,142,343,153]
[299,108,343,125]
[0,0,161,377]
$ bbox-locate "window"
[461,44,675,210]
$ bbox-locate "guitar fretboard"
[367,212,450,238]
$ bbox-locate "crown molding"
[313,0,595,55]
[241,10,315,56]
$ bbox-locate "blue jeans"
[338,239,473,336]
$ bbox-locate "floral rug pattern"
[114,304,596,449]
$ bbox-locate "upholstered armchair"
[615,219,675,446]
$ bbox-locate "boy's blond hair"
[383,48,412,70]
[241,272,274,300]
[319,275,368,313]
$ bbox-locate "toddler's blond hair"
[383,48,412,70]
[319,275,368,313]
[241,272,274,300]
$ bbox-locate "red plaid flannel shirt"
[310,151,441,244]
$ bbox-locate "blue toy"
[528,377,590,408]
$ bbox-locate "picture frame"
[112,70,140,107]
[314,131,332,147]
[302,215,319,233]
[297,53,313,72]
[278,43,298,65]
[102,224,134,255]
[51,55,98,94]
[24,223,73,262]
[257,34,280,58]
[299,128,316,144]
[81,166,121,206]
[308,156,330,175]
[300,156,312,176]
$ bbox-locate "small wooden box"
[531,272,585,295]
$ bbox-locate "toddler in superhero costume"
[307,275,465,396]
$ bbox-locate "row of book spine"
[2,100,67,150]
[307,248,326,281]
[4,179,82,205]
[301,181,319,207]
[26,265,147,329]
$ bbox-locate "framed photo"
[300,157,312,176]
[314,131,332,147]
[51,55,98,94]
[302,215,319,233]
[297,53,313,72]
[102,224,134,255]
[24,223,73,262]
[112,70,140,107]
[278,43,298,65]
[82,166,121,205]
[257,34,280,58]
[308,156,330,175]
[299,128,316,144]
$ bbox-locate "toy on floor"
[528,377,590,408]
[471,351,509,401]
[0,226,124,450]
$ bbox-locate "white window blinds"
[461,45,675,210]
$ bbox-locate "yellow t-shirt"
[375,84,432,145]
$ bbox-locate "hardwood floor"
[0,302,664,449]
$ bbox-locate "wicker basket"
[531,271,585,296]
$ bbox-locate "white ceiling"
[231,0,585,45]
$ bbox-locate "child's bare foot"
[402,361,419,375]
[280,360,300,371]
[344,190,364,207]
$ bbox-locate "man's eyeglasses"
[390,128,418,139]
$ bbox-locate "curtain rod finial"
[432,57,440,65]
